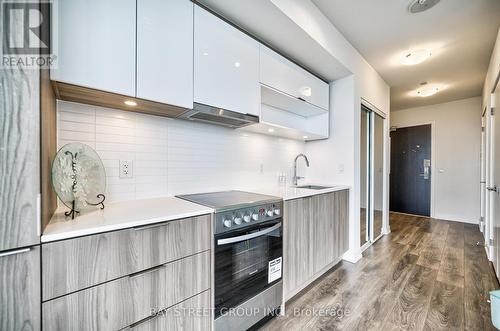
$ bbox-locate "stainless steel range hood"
[179,102,259,128]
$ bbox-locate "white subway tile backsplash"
[59,111,95,124]
[58,121,95,133]
[56,100,305,202]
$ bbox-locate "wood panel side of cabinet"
[335,190,350,256]
[0,52,40,250]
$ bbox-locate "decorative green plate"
[52,143,106,218]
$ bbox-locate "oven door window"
[214,220,282,318]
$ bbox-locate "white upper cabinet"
[51,0,136,96]
[260,46,329,111]
[137,0,193,108]
[194,6,260,116]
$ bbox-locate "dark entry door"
[390,124,431,216]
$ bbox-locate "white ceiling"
[312,0,500,110]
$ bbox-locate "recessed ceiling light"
[234,62,241,68]
[124,100,137,106]
[416,85,440,97]
[299,86,312,97]
[403,49,432,65]
[268,128,275,133]
[303,135,308,139]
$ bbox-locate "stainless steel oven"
[177,191,283,331]
[214,218,282,318]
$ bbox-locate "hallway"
[261,213,499,330]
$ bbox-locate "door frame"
[390,121,436,218]
[486,69,500,262]
[361,99,387,248]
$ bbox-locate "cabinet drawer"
[260,46,329,111]
[42,215,211,300]
[0,247,40,331]
[130,290,211,331]
[42,251,210,331]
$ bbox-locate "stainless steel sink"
[295,185,333,190]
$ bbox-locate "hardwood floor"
[261,213,499,331]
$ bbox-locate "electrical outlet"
[338,163,345,174]
[119,160,133,178]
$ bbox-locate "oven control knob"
[251,213,259,221]
[233,217,242,225]
[223,219,232,228]
[274,208,281,216]
[266,210,274,217]
[243,215,251,223]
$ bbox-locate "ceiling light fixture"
[303,136,308,139]
[403,49,432,65]
[124,100,137,106]
[268,128,275,133]
[409,0,441,14]
[416,85,440,97]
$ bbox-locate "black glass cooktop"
[176,190,280,212]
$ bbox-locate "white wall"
[271,0,391,262]
[483,28,500,108]
[391,97,482,223]
[57,100,306,202]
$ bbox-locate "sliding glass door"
[373,112,384,240]
[360,107,370,246]
[360,104,385,248]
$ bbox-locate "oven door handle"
[217,222,282,246]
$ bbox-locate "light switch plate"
[119,160,133,178]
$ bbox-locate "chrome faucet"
[293,153,310,186]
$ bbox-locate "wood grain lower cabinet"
[42,215,210,300]
[283,196,312,296]
[42,251,210,331]
[311,193,336,273]
[131,290,211,331]
[284,190,349,300]
[0,246,41,331]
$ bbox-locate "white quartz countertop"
[41,197,214,243]
[249,184,350,201]
[42,184,349,243]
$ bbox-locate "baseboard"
[342,249,362,264]
[485,245,494,262]
[431,215,479,224]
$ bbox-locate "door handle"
[217,222,282,245]
[487,186,498,193]
[420,159,431,180]
[0,247,31,258]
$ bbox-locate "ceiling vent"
[408,0,440,13]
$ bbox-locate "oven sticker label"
[268,257,282,283]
